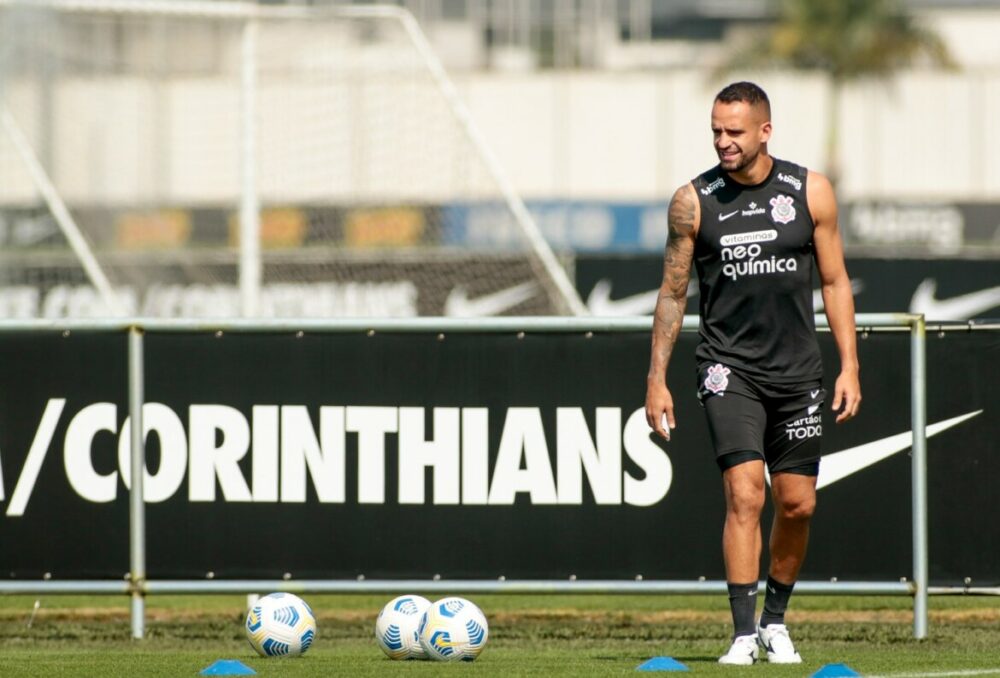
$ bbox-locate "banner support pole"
[128,326,146,640]
[911,314,928,639]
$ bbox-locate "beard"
[718,145,758,173]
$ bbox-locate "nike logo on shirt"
[718,210,739,221]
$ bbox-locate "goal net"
[0,1,584,319]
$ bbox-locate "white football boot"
[718,634,759,665]
[757,623,802,663]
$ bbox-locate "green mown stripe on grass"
[0,595,997,677]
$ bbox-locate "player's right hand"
[645,383,676,440]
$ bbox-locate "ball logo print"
[395,598,421,615]
[382,625,403,651]
[246,607,263,633]
[417,597,489,662]
[439,599,465,617]
[427,630,455,657]
[263,637,290,657]
[465,617,487,645]
[273,605,300,626]
[375,595,432,660]
[245,592,317,658]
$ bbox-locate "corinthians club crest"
[769,194,796,224]
[704,363,731,395]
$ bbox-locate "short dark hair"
[715,81,771,117]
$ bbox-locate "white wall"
[1,69,995,206]
[464,69,992,202]
[466,71,835,200]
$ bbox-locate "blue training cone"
[200,659,257,676]
[811,663,861,677]
[636,656,689,672]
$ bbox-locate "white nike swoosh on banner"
[909,279,1000,321]
[813,278,865,312]
[810,390,820,399]
[586,279,698,316]
[815,410,982,490]
[444,282,539,317]
[719,210,739,221]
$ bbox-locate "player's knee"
[777,494,815,521]
[726,486,765,521]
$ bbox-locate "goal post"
[0,108,125,316]
[0,0,586,318]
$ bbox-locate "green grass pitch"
[0,593,998,676]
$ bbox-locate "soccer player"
[644,81,861,665]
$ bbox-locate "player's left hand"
[832,370,861,423]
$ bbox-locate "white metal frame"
[0,0,587,316]
[0,111,126,316]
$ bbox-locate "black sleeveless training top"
[691,158,823,383]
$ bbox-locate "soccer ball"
[417,597,489,662]
[245,592,317,657]
[374,594,432,660]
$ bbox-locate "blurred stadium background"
[1,0,997,321]
[0,4,998,672]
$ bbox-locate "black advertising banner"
[0,332,129,578]
[0,255,558,318]
[577,255,1000,321]
[0,328,995,584]
[839,202,1000,253]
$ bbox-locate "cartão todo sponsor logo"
[785,413,822,440]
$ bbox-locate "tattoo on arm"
[664,189,695,298]
[648,187,696,383]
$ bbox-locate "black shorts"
[696,362,824,475]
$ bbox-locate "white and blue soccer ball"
[245,592,317,658]
[374,594,432,660]
[417,596,489,662]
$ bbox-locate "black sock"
[727,581,758,638]
[760,575,795,627]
